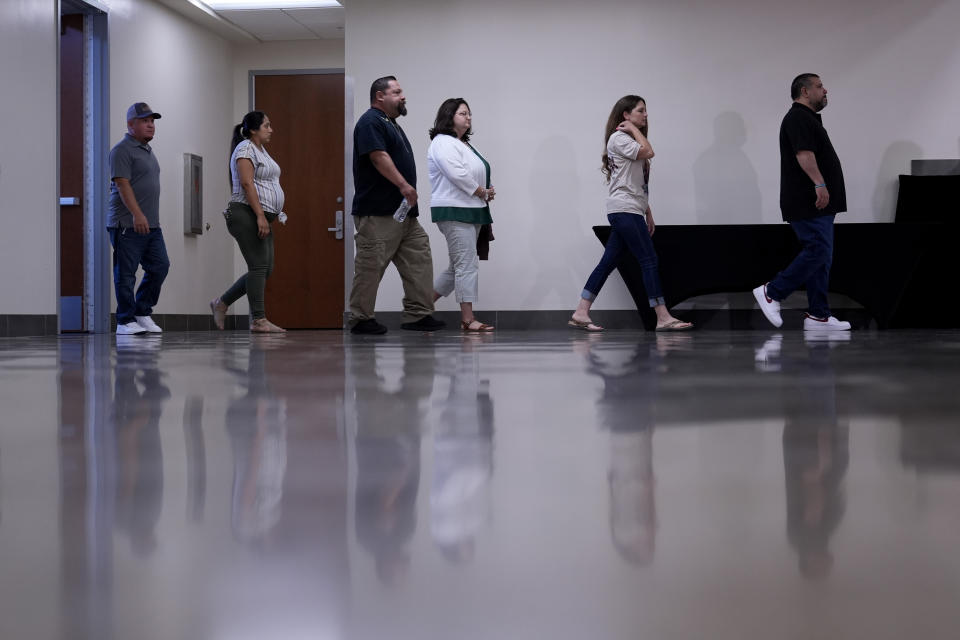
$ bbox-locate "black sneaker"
[400,315,446,331]
[350,318,388,335]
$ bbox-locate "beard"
[813,96,828,112]
[396,102,407,117]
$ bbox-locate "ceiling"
[155,0,345,42]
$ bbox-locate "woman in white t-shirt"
[570,95,692,332]
[427,98,496,332]
[210,111,286,333]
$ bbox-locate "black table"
[593,222,956,329]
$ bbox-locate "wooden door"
[254,73,345,329]
[60,13,85,331]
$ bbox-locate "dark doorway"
[59,0,109,333]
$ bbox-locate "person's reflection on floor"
[352,341,434,586]
[609,425,655,566]
[782,332,850,580]
[113,336,170,557]
[224,338,288,548]
[578,335,686,566]
[431,336,495,565]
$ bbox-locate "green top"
[431,143,493,225]
[431,205,492,224]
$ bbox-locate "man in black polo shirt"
[348,76,444,335]
[107,102,170,336]
[753,74,851,331]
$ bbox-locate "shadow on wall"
[522,136,588,309]
[692,111,762,224]
[872,140,923,222]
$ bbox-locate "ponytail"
[230,123,245,156]
[228,110,267,173]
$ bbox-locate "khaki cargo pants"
[349,214,435,325]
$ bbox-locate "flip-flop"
[209,298,226,330]
[461,320,495,332]
[251,319,287,333]
[655,319,693,332]
[568,319,604,332]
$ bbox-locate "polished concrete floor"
[1,329,959,639]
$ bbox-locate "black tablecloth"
[592,222,957,328]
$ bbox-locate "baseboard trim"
[0,308,876,338]
[358,307,875,331]
[0,315,59,337]
[110,314,250,332]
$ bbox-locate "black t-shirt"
[779,102,846,221]
[352,107,419,217]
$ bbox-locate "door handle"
[327,210,344,240]
[60,197,80,206]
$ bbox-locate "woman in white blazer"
[427,98,496,332]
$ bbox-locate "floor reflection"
[224,341,289,546]
[781,333,850,580]
[50,335,349,640]
[431,336,495,566]
[0,329,956,639]
[579,336,662,566]
[350,341,429,587]
[113,337,168,557]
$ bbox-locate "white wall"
[345,0,960,312]
[0,1,345,321]
[108,0,236,317]
[0,0,58,313]
[231,38,344,121]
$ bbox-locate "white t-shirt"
[605,131,649,216]
[230,139,285,214]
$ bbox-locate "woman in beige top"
[570,95,691,332]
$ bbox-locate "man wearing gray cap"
[107,102,170,335]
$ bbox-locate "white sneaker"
[803,314,851,331]
[135,315,163,333]
[117,321,147,335]
[116,334,161,350]
[753,284,783,328]
[755,334,783,372]
[804,330,852,344]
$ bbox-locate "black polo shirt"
[779,102,846,221]
[352,107,419,217]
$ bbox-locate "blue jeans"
[108,227,170,324]
[583,213,665,307]
[766,214,834,319]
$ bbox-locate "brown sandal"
[461,320,495,332]
[568,319,604,332]
[210,298,227,330]
[251,318,286,333]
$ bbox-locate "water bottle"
[393,198,410,223]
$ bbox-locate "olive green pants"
[221,202,276,320]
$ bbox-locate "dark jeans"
[221,202,275,320]
[766,214,835,319]
[108,227,170,324]
[583,212,665,307]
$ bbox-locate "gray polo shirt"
[108,133,161,228]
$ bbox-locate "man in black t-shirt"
[347,76,444,335]
[753,74,851,332]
